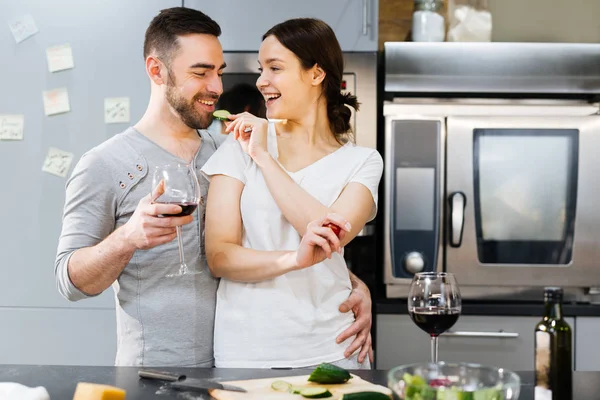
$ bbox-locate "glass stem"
[176,225,185,267]
[430,336,439,363]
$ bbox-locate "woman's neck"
[275,98,338,149]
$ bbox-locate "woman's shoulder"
[342,143,383,164]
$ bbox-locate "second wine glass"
[152,163,200,277]
[408,272,462,363]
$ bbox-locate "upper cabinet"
[185,0,378,52]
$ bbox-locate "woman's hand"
[225,112,270,163]
[294,214,351,270]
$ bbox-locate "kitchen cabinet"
[575,317,600,371]
[376,314,575,372]
[185,0,378,51]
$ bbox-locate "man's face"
[164,34,225,130]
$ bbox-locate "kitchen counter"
[376,299,600,317]
[0,365,597,399]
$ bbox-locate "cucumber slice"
[270,380,292,392]
[291,385,305,394]
[308,363,352,384]
[298,387,332,398]
[341,392,391,400]
[213,109,231,121]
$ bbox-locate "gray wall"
[0,0,179,366]
[489,0,600,43]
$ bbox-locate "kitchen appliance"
[222,52,377,149]
[383,42,600,301]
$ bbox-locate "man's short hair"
[143,7,221,64]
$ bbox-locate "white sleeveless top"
[201,124,383,368]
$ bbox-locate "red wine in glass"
[152,163,201,277]
[408,272,462,363]
[409,308,460,337]
[157,202,198,217]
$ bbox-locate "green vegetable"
[298,387,333,398]
[341,391,391,400]
[436,387,467,400]
[270,380,292,392]
[308,363,352,384]
[473,387,503,400]
[212,109,231,121]
[292,385,306,394]
[401,373,504,400]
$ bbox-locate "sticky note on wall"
[104,97,130,124]
[0,115,24,140]
[42,147,74,178]
[43,88,70,116]
[46,44,75,73]
[7,14,39,43]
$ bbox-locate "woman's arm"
[227,113,380,243]
[205,174,341,282]
[204,174,298,282]
[254,152,375,245]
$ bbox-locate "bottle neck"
[544,300,563,320]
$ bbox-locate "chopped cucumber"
[212,109,231,121]
[292,385,306,394]
[308,363,352,384]
[270,380,292,392]
[298,387,333,398]
[341,391,391,399]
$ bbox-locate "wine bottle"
[534,287,572,400]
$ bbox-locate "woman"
[201,18,383,369]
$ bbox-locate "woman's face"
[256,35,318,121]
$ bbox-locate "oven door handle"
[449,192,466,247]
[443,330,519,339]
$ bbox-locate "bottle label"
[535,331,552,400]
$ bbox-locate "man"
[55,7,373,367]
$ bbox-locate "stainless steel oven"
[222,52,377,149]
[382,42,600,301]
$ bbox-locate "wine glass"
[152,163,201,277]
[408,272,462,363]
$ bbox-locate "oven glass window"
[473,129,578,264]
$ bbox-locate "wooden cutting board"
[209,373,392,400]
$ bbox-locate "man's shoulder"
[82,127,140,161]
[72,128,149,195]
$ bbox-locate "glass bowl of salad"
[388,362,521,400]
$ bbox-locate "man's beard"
[165,77,216,130]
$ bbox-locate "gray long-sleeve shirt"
[54,127,219,367]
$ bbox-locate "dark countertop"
[376,299,600,317]
[0,365,597,400]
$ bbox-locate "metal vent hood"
[384,42,600,97]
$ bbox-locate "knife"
[138,369,247,393]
